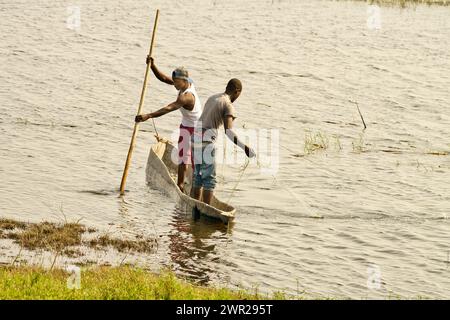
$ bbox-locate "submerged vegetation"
[302,130,367,155]
[303,131,353,155]
[300,131,448,157]
[304,131,330,154]
[0,266,294,300]
[346,0,450,6]
[88,235,156,253]
[351,134,367,153]
[0,219,28,230]
[11,222,86,252]
[0,218,157,258]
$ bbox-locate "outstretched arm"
[135,92,194,122]
[224,116,256,158]
[147,56,174,85]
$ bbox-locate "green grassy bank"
[0,266,293,300]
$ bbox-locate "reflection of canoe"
[146,138,235,224]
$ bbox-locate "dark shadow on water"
[78,189,130,197]
[168,206,232,285]
[79,189,116,196]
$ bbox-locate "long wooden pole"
[120,9,160,195]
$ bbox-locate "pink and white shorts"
[178,124,195,165]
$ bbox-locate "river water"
[1,0,450,298]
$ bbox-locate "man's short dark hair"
[226,78,242,92]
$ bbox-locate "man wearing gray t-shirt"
[191,78,256,205]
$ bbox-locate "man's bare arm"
[135,93,194,122]
[147,56,174,85]
[224,116,256,158]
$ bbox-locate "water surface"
[1,0,449,298]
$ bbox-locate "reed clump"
[304,131,330,154]
[303,131,345,155]
[88,235,157,254]
[352,134,367,153]
[16,222,85,252]
[0,219,28,230]
[0,218,156,257]
[347,0,450,7]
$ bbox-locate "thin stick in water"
[349,99,367,130]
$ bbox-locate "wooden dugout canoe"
[145,138,235,224]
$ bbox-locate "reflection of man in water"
[168,208,230,284]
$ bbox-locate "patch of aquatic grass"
[1,218,157,257]
[0,219,28,231]
[352,133,367,153]
[15,222,85,252]
[88,235,157,253]
[296,131,348,156]
[0,266,300,300]
[304,131,330,154]
[333,135,343,151]
[343,0,450,7]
